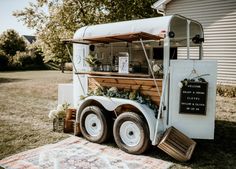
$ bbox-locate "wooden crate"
[65,108,76,120]
[64,119,75,133]
[158,127,196,162]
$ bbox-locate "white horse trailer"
[60,14,217,156]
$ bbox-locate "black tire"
[113,112,150,154]
[80,106,110,143]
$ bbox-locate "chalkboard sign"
[179,81,208,115]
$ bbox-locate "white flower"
[57,104,64,111]
[153,64,160,72]
[108,87,118,93]
[178,82,183,88]
[48,110,58,119]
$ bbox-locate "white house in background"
[152,0,236,85]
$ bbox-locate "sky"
[0,0,37,36]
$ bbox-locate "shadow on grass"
[190,120,236,168]
[0,78,28,83]
[146,120,236,169]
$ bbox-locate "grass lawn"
[0,71,235,168]
[0,71,72,159]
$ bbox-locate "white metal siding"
[165,0,236,84]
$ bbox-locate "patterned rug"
[0,136,172,169]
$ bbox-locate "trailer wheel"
[113,112,150,154]
[80,106,110,143]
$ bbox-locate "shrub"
[12,51,45,70]
[0,50,9,70]
[34,54,44,65]
[13,51,34,67]
[27,42,44,65]
[0,29,26,56]
[217,85,236,97]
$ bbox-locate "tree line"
[0,30,44,70]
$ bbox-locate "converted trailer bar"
[59,15,216,161]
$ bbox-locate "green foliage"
[0,29,26,57]
[101,0,158,22]
[0,50,9,69]
[13,51,34,67]
[0,33,45,71]
[13,0,158,63]
[87,86,159,113]
[217,85,236,98]
[11,44,44,70]
[85,54,101,67]
[27,42,44,65]
[13,50,44,68]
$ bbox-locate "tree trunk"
[60,61,65,73]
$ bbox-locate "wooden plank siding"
[88,76,162,105]
[164,0,236,84]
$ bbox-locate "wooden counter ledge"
[75,71,151,78]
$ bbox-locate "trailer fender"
[76,96,157,142]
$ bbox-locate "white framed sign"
[119,56,129,73]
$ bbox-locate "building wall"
[165,0,236,84]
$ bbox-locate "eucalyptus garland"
[178,76,207,88]
[86,86,159,114]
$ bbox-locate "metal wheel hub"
[119,121,141,147]
[85,114,102,137]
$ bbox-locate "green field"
[0,71,235,168]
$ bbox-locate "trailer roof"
[66,15,203,44]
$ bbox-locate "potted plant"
[85,54,101,71]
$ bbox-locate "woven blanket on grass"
[0,136,172,169]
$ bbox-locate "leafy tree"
[12,42,45,68]
[0,29,26,59]
[13,51,34,67]
[13,0,157,69]
[27,42,44,65]
[101,0,158,22]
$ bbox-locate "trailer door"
[168,60,217,139]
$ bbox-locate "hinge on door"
[163,106,166,111]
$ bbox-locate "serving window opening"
[89,40,180,79]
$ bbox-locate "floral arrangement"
[85,86,159,114]
[48,103,70,119]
